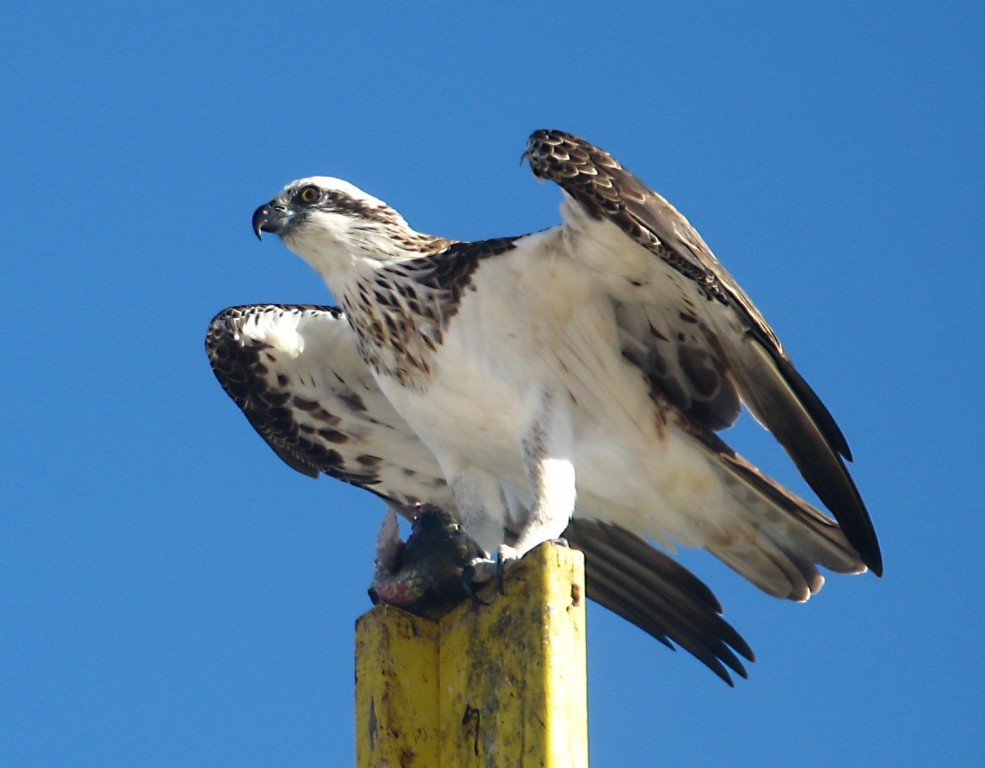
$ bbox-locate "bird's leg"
[500,386,576,566]
[449,467,509,593]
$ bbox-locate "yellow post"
[355,606,441,767]
[355,542,588,768]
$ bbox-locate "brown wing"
[566,520,753,684]
[206,304,454,510]
[525,129,881,575]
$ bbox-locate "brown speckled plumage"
[342,237,517,385]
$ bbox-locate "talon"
[496,545,519,593]
[462,557,496,606]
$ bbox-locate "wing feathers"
[567,519,753,684]
[681,413,865,599]
[526,128,881,575]
[206,304,455,508]
[730,339,881,574]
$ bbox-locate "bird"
[210,129,882,682]
[248,128,881,584]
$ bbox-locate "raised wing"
[207,303,754,683]
[525,130,882,576]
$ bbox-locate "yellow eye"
[298,185,320,204]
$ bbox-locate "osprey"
[209,130,881,682]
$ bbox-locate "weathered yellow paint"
[438,542,588,768]
[355,606,441,768]
[355,542,588,768]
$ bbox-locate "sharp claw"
[462,557,496,607]
[496,545,519,594]
[461,564,490,606]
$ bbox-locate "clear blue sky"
[3,2,982,766]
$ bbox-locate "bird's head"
[252,177,411,273]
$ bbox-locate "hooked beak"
[251,202,291,240]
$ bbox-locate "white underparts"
[450,467,509,556]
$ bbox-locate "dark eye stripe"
[290,184,401,227]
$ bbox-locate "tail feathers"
[707,536,823,602]
[703,444,867,601]
[565,518,754,685]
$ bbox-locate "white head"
[252,176,414,275]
